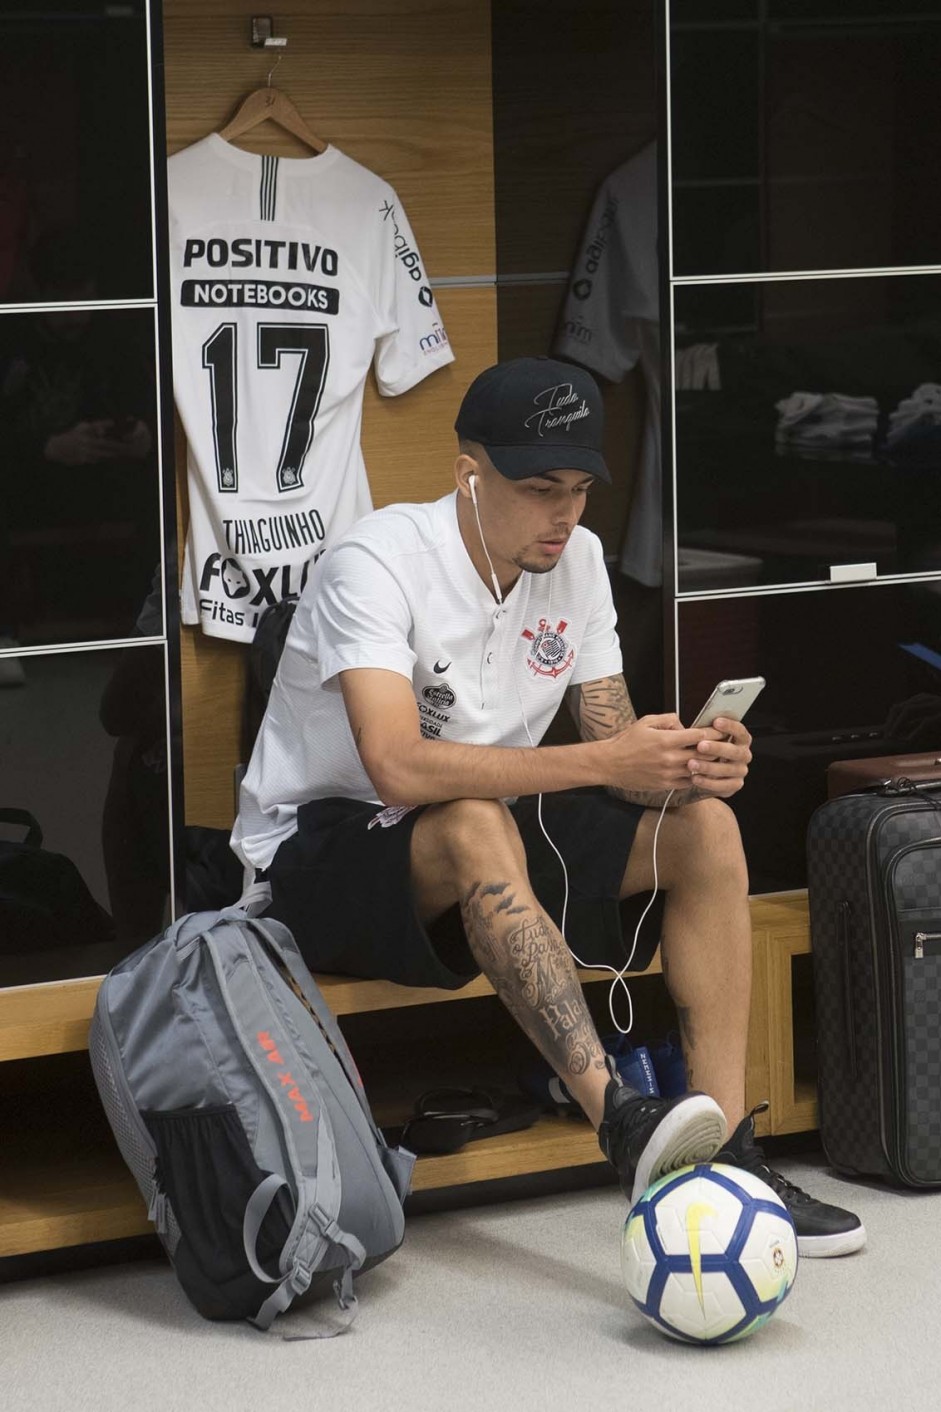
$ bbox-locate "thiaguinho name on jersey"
[222,508,325,557]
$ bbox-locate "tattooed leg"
[410,798,614,1127]
[459,880,611,1127]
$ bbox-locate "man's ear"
[454,450,480,500]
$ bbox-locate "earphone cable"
[512,667,673,1037]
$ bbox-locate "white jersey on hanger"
[168,134,455,642]
[554,140,662,587]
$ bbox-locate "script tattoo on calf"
[460,881,605,1081]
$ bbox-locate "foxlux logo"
[257,1030,314,1123]
[524,383,591,437]
[197,550,323,629]
[199,552,317,606]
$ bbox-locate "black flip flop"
[397,1086,542,1155]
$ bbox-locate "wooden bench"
[0,892,815,1259]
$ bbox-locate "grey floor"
[2,1152,937,1412]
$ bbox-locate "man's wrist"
[569,735,612,790]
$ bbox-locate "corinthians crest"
[521,618,575,678]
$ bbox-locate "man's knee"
[429,797,523,858]
[415,798,527,886]
[681,797,748,889]
[410,798,529,924]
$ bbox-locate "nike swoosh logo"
[433,660,451,673]
[687,1199,718,1312]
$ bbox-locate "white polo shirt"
[232,491,623,870]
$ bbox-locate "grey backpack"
[89,907,414,1336]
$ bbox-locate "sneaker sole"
[630,1095,726,1206]
[797,1223,867,1258]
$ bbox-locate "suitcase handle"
[867,777,941,796]
[839,901,858,1081]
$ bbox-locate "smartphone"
[691,676,766,731]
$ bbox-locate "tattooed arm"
[341,667,743,807]
[566,673,752,806]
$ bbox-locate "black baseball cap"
[454,356,610,483]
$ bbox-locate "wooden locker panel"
[361,285,497,507]
[162,0,495,275]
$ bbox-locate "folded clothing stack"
[887,382,941,451]
[774,391,878,462]
[517,1032,687,1117]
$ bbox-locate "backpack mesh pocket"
[144,1104,294,1320]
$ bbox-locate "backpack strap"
[244,1174,363,1339]
[243,1174,296,1288]
[231,878,272,918]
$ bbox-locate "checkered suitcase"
[807,780,941,1187]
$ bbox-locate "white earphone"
[467,472,502,602]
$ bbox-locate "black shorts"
[267,788,665,990]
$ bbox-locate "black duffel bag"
[0,808,114,951]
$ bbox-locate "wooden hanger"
[219,74,327,154]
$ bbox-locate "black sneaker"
[598,1079,726,1206]
[716,1105,866,1258]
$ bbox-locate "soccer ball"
[621,1163,798,1345]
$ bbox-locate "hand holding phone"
[691,676,766,734]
